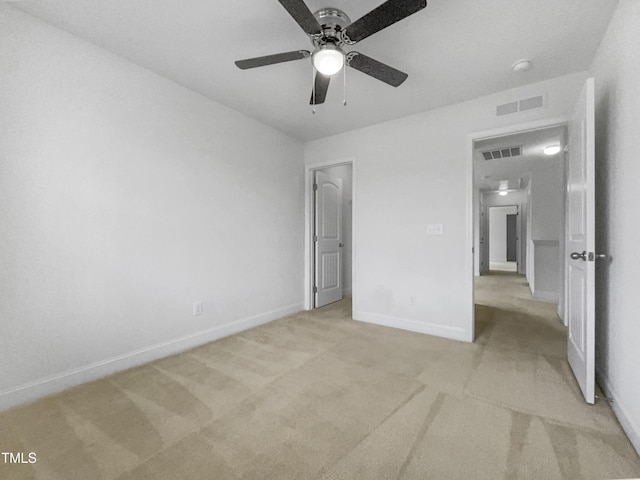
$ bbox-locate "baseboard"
[533,290,559,303]
[353,311,469,342]
[0,303,303,412]
[596,368,640,457]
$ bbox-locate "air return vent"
[481,146,522,160]
[496,102,518,116]
[519,96,543,111]
[496,95,545,116]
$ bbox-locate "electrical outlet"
[193,301,203,316]
[427,224,443,235]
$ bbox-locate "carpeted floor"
[1,273,639,479]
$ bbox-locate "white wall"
[529,159,565,303]
[531,240,560,302]
[322,165,353,294]
[590,0,640,455]
[489,206,517,262]
[305,71,587,341]
[0,6,304,410]
[529,160,565,241]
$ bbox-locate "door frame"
[304,157,356,311]
[466,117,568,340]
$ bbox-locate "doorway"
[489,205,519,272]
[304,158,355,311]
[468,120,568,341]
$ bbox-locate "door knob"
[339,243,344,247]
[570,251,587,261]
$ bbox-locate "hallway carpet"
[1,275,639,479]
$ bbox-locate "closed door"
[314,170,343,307]
[566,77,596,404]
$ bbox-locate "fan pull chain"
[343,62,347,106]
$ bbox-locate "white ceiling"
[15,0,617,141]
[474,125,566,192]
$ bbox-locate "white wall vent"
[496,95,545,116]
[519,96,544,111]
[496,101,518,116]
[481,146,522,160]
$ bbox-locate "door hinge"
[313,183,318,191]
[313,235,318,242]
[313,286,318,293]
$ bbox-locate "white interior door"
[314,170,343,307]
[566,77,596,404]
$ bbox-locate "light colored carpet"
[1,277,639,479]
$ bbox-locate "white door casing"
[566,77,596,404]
[314,170,343,307]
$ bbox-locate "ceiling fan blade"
[310,72,330,105]
[277,0,322,36]
[347,52,408,87]
[235,50,310,70]
[343,0,427,44]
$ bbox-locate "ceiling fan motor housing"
[311,8,351,47]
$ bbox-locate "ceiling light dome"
[512,59,532,72]
[544,145,562,155]
[312,44,344,76]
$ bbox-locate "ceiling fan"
[235,0,427,105]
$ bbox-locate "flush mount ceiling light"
[312,44,344,76]
[512,59,532,72]
[497,180,509,196]
[544,145,562,155]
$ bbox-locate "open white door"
[566,77,596,404]
[314,170,343,307]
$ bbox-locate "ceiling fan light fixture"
[312,44,344,76]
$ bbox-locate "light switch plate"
[427,224,443,235]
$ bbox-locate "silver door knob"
[339,243,344,247]
[570,251,587,261]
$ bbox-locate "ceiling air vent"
[481,146,522,160]
[496,95,545,116]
